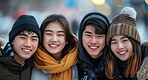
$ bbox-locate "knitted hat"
[107,7,141,45]
[9,15,41,43]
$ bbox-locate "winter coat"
[0,42,34,80]
[31,64,79,80]
[78,47,108,80]
[77,12,110,80]
[137,44,148,80]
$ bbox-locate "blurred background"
[0,0,148,47]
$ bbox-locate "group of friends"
[0,6,148,80]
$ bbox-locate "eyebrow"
[84,31,92,34]
[45,30,65,33]
[18,33,38,38]
[111,36,127,41]
[32,36,38,38]
[120,36,127,39]
[111,38,116,41]
[18,33,27,37]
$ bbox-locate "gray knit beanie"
[9,15,41,43]
[107,7,141,45]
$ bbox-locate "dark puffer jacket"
[77,12,110,80]
[0,42,34,80]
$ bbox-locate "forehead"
[112,35,126,39]
[19,30,38,36]
[45,22,64,31]
[84,25,95,31]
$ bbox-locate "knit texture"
[9,15,41,43]
[137,56,148,80]
[107,14,141,45]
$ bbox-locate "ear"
[11,41,14,45]
[66,41,68,44]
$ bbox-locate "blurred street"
[0,0,148,46]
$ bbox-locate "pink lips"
[22,48,32,54]
[49,44,59,48]
[89,46,99,50]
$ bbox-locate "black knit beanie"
[9,15,41,43]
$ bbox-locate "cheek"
[99,39,105,45]
[59,37,66,44]
[33,42,39,49]
[43,35,50,46]
[82,36,89,43]
[111,45,116,53]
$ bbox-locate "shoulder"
[141,44,148,57]
[72,64,79,80]
[137,56,148,80]
[31,68,51,80]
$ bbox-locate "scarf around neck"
[33,44,78,80]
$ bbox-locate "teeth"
[23,49,31,52]
[50,45,57,47]
[119,52,125,54]
[90,47,97,49]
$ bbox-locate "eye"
[85,34,91,37]
[45,33,52,35]
[97,35,103,38]
[20,37,26,39]
[111,41,117,44]
[58,34,64,36]
[122,38,129,43]
[32,38,38,42]
[96,35,105,38]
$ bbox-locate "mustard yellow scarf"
[33,43,78,80]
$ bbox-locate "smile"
[49,44,59,48]
[22,49,31,52]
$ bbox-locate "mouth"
[89,46,99,50]
[49,44,59,48]
[118,51,127,56]
[22,48,32,53]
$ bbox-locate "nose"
[118,42,124,49]
[24,39,31,47]
[51,35,58,42]
[90,37,97,44]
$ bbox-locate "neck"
[13,52,25,65]
[52,53,62,60]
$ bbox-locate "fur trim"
[142,40,148,46]
[137,56,148,80]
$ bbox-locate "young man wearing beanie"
[105,7,148,80]
[77,12,110,80]
[0,15,41,80]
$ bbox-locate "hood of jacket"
[0,42,34,74]
[78,12,110,68]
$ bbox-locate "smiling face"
[82,25,106,58]
[111,35,133,61]
[12,30,39,64]
[43,22,66,60]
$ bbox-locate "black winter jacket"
[0,42,34,80]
